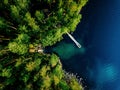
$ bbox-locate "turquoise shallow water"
[49,0,120,90]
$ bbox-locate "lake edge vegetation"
[0,0,88,90]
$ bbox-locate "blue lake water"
[48,0,120,90]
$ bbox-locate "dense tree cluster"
[0,0,87,47]
[0,53,83,90]
[0,0,87,90]
[0,53,62,89]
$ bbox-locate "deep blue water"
[49,0,120,90]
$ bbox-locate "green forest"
[0,0,87,90]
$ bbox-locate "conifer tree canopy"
[0,0,88,90]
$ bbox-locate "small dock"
[66,32,81,48]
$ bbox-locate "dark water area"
[46,0,120,90]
